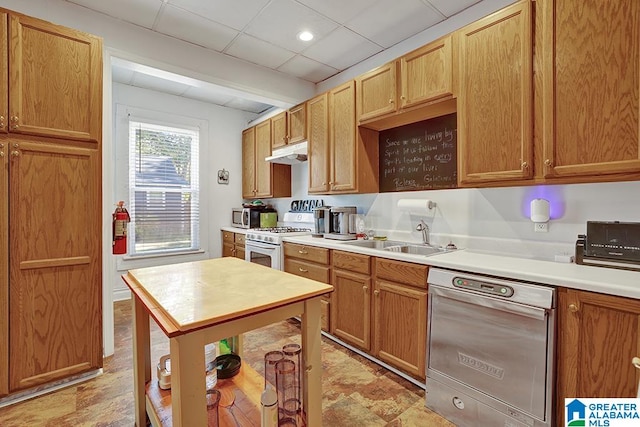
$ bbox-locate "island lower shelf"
[145,363,264,427]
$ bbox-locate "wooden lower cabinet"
[373,258,428,379]
[221,230,245,260]
[556,288,640,426]
[331,251,372,350]
[283,243,331,331]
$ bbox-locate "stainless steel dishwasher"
[426,268,556,427]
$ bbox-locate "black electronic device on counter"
[575,221,640,271]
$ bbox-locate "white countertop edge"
[221,226,249,234]
[282,235,640,300]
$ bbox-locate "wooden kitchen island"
[122,257,333,426]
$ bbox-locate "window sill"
[116,249,208,271]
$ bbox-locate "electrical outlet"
[534,222,548,233]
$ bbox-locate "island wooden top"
[122,257,333,337]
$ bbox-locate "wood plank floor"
[0,300,453,426]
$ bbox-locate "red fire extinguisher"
[112,201,131,255]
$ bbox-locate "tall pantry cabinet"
[0,9,103,395]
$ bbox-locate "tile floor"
[0,300,454,426]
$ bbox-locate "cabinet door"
[356,62,397,122]
[254,120,272,198]
[307,93,330,194]
[234,245,245,260]
[0,12,7,397]
[540,0,640,178]
[0,12,7,134]
[9,139,102,391]
[457,1,533,184]
[374,280,427,379]
[222,242,234,257]
[8,14,102,142]
[329,81,357,192]
[288,102,306,145]
[270,111,287,149]
[400,35,453,109]
[557,289,640,426]
[241,127,256,198]
[331,268,371,351]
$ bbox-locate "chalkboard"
[379,113,457,192]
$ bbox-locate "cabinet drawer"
[333,250,370,275]
[235,233,245,245]
[222,231,234,243]
[375,258,428,288]
[284,259,330,283]
[284,243,329,264]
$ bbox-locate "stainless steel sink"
[341,239,408,250]
[341,240,452,256]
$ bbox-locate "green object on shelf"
[219,338,232,355]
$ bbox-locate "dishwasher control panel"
[452,276,514,297]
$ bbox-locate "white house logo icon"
[566,399,586,426]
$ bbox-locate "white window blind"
[128,118,200,256]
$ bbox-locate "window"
[127,119,200,256]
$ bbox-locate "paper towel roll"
[397,199,436,213]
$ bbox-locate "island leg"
[170,332,208,427]
[132,296,151,427]
[301,297,322,426]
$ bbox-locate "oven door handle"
[429,285,548,321]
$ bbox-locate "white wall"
[265,164,640,262]
[111,82,255,300]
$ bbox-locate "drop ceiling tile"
[155,4,239,51]
[296,0,378,24]
[132,72,191,96]
[224,98,273,114]
[66,0,163,28]
[166,0,270,31]
[278,55,338,83]
[244,0,338,53]
[346,0,445,48]
[226,34,296,69]
[181,86,235,105]
[303,27,383,70]
[426,0,481,17]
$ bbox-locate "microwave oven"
[232,207,274,229]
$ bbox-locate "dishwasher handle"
[429,285,548,321]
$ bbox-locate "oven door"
[245,240,282,270]
[427,285,551,419]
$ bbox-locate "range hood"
[265,141,308,164]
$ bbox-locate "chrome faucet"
[416,220,430,245]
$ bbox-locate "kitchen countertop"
[283,235,640,300]
[221,226,248,234]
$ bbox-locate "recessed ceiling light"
[298,31,314,42]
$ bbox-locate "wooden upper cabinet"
[457,0,533,185]
[241,127,256,198]
[399,35,454,109]
[287,102,306,145]
[8,14,102,142]
[540,0,640,179]
[254,120,272,198]
[270,111,287,150]
[330,81,358,192]
[356,62,397,122]
[0,13,7,135]
[307,93,330,194]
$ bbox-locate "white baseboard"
[113,288,131,302]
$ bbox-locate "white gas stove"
[245,212,314,245]
[245,211,315,270]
